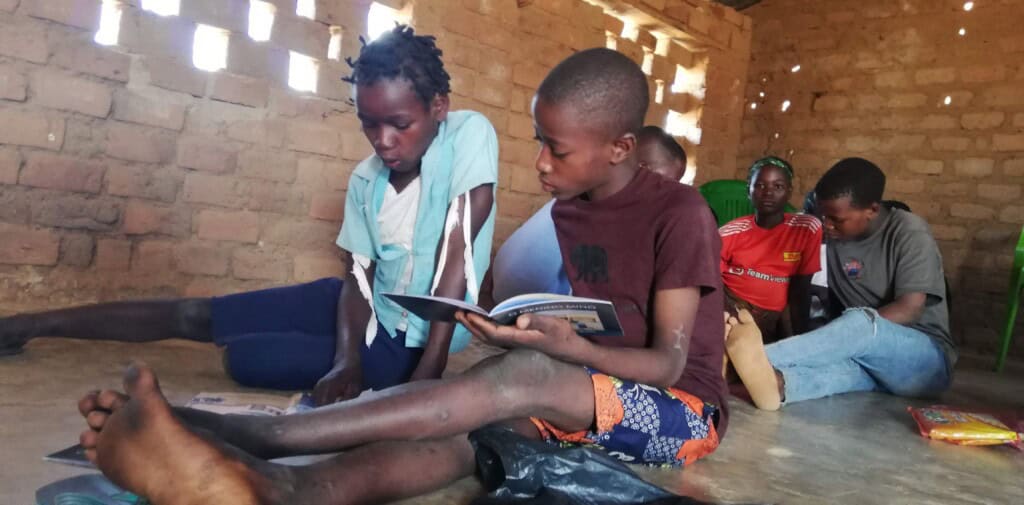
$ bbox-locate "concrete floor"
[1,337,1022,505]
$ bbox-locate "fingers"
[78,390,101,417]
[736,309,756,325]
[86,410,110,430]
[96,389,129,411]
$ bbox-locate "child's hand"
[455,311,587,361]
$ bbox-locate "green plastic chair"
[698,179,795,227]
[995,226,1024,372]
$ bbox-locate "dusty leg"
[1,299,212,351]
[725,309,782,410]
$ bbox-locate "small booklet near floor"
[384,293,624,337]
[44,392,316,469]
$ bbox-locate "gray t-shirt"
[827,208,956,368]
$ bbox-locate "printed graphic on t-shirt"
[570,244,609,283]
[843,258,863,279]
[783,251,801,262]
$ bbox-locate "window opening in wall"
[605,33,618,50]
[193,24,229,72]
[654,35,671,56]
[958,27,967,36]
[621,20,639,41]
[759,91,766,98]
[368,2,407,41]
[750,102,758,110]
[641,48,654,75]
[289,51,319,93]
[943,95,952,106]
[671,64,706,100]
[790,64,801,73]
[963,1,974,11]
[95,1,122,46]
[655,80,665,104]
[141,0,180,16]
[248,0,275,42]
[297,0,316,19]
[781,99,792,112]
[328,26,343,60]
[664,110,701,145]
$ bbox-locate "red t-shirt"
[552,168,728,437]
[719,214,822,312]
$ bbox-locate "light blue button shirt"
[337,111,499,351]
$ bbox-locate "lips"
[381,158,401,168]
[539,178,556,193]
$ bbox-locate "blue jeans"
[765,308,951,404]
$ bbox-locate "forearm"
[566,339,686,389]
[334,261,374,369]
[877,292,926,325]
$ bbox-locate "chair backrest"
[698,179,797,227]
[699,180,753,227]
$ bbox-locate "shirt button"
[402,311,408,317]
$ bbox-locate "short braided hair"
[343,25,451,106]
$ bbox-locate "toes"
[78,390,101,417]
[86,410,110,431]
[97,390,129,411]
[124,362,160,399]
[80,428,99,450]
[736,309,756,325]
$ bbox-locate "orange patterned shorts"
[531,369,719,467]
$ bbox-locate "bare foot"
[80,363,271,505]
[725,309,782,411]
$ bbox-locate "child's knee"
[487,349,563,393]
[177,299,212,339]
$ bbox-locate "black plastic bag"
[468,426,737,505]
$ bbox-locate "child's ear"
[609,132,637,165]
[431,94,450,122]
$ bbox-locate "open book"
[384,293,623,337]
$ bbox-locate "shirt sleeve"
[655,196,722,294]
[448,112,499,200]
[336,175,376,259]
[893,228,945,304]
[797,223,824,275]
[718,226,732,274]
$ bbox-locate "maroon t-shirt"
[552,168,729,437]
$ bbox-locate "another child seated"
[75,48,727,505]
[726,158,955,410]
[720,156,822,342]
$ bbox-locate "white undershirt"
[377,176,422,329]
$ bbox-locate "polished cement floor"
[1,337,1021,505]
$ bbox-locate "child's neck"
[754,210,785,229]
[584,162,639,202]
[389,164,421,193]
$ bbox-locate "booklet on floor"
[384,293,624,337]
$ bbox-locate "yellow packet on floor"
[908,406,1021,447]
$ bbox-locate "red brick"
[106,165,179,202]
[112,90,187,131]
[0,224,60,266]
[1000,206,1024,224]
[474,75,511,108]
[105,122,177,164]
[232,248,291,281]
[950,203,995,220]
[226,36,290,85]
[119,9,194,61]
[51,35,131,82]
[905,159,943,175]
[930,137,971,152]
[174,243,230,276]
[226,119,287,147]
[930,225,967,242]
[856,94,888,111]
[132,240,174,272]
[993,134,1024,152]
[95,238,132,270]
[512,61,548,89]
[31,196,120,231]
[0,18,49,63]
[271,14,331,59]
[0,147,20,185]
[180,0,249,33]
[961,112,1005,130]
[954,158,995,178]
[261,218,338,249]
[183,173,248,208]
[919,114,957,130]
[197,210,260,243]
[0,108,65,150]
[20,152,104,193]
[294,251,344,282]
[26,0,102,30]
[237,149,297,182]
[914,67,956,85]
[0,0,16,11]
[30,69,112,118]
[1005,159,1024,177]
[309,191,344,221]
[295,157,350,191]
[982,85,1024,106]
[285,120,341,156]
[122,201,190,236]
[316,61,350,102]
[60,233,94,267]
[211,73,271,108]
[0,65,27,101]
[977,184,1021,202]
[340,131,373,161]
[961,64,1007,84]
[142,57,208,97]
[813,95,849,112]
[177,136,239,173]
[887,93,927,109]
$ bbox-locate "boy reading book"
[75,48,726,505]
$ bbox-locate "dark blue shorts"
[211,278,424,391]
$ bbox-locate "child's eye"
[394,123,411,130]
[552,150,569,159]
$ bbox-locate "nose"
[535,145,552,174]
[373,127,397,152]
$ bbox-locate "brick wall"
[0,0,750,312]
[740,0,1024,357]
